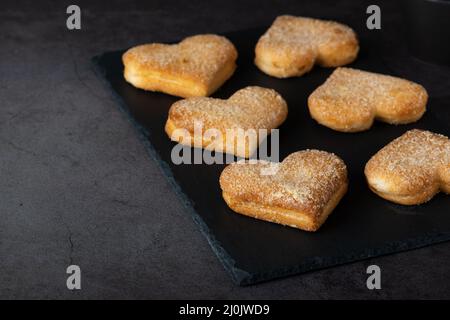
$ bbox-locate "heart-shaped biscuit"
[308,68,428,132]
[165,86,288,158]
[365,129,450,205]
[255,15,359,78]
[123,34,238,98]
[219,150,348,231]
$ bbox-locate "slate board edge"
[91,54,252,285]
[91,48,450,286]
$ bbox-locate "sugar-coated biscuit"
[219,150,348,231]
[365,129,450,205]
[255,15,359,78]
[165,86,288,158]
[308,68,428,132]
[123,34,238,98]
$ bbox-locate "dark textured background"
[1,0,449,299]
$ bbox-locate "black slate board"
[93,27,450,286]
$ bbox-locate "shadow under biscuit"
[384,202,425,216]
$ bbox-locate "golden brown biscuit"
[255,15,359,78]
[165,86,288,158]
[365,129,450,205]
[308,68,428,132]
[219,150,348,231]
[122,34,238,98]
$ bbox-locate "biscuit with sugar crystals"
[255,15,359,78]
[308,67,428,132]
[165,86,288,158]
[123,34,238,98]
[365,129,450,205]
[220,150,348,231]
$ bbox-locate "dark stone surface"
[1,0,449,299]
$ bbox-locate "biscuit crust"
[123,34,238,97]
[365,129,450,205]
[308,68,428,132]
[165,86,288,158]
[219,150,348,231]
[255,15,359,78]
